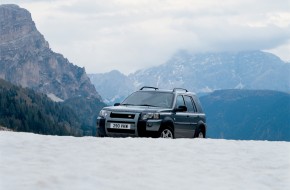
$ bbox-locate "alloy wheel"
[160,129,173,138]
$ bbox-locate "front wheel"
[96,132,104,137]
[159,127,174,139]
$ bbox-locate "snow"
[47,93,64,102]
[235,82,245,89]
[1,132,290,190]
[200,86,214,93]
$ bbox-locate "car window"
[122,91,174,108]
[175,95,185,108]
[184,96,196,112]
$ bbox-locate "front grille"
[110,113,135,119]
[107,128,135,134]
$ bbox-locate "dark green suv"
[96,87,206,138]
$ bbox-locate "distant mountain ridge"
[200,89,290,141]
[131,50,290,91]
[88,70,134,104]
[89,50,290,104]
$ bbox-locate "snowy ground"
[1,132,290,190]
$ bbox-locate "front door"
[173,95,192,138]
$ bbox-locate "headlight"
[99,110,109,118]
[142,113,160,120]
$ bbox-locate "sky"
[2,0,290,74]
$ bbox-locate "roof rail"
[140,86,159,90]
[173,88,188,92]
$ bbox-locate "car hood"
[103,105,171,113]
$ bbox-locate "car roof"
[138,86,196,95]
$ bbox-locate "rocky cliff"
[0,4,101,101]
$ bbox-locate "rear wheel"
[194,127,205,138]
[197,131,204,138]
[159,127,174,139]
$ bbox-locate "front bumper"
[96,115,161,137]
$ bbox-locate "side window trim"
[184,95,196,113]
[190,97,198,113]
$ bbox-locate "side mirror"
[175,105,187,112]
[114,103,120,106]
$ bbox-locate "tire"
[96,132,103,137]
[194,127,205,138]
[96,129,105,137]
[159,127,174,139]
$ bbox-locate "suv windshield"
[122,91,174,108]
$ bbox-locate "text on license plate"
[110,123,131,129]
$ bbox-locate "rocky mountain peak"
[0,4,101,101]
[0,4,48,49]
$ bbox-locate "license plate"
[110,123,131,129]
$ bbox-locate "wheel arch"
[160,117,175,131]
[196,121,207,138]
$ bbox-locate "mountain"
[0,4,106,134]
[88,70,134,104]
[0,78,83,136]
[200,89,290,141]
[89,50,290,104]
[130,50,290,93]
[0,4,101,101]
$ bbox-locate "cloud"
[2,0,290,74]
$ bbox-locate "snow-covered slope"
[1,132,289,190]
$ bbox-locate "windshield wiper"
[121,103,135,106]
[137,104,157,107]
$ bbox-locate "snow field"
[0,131,289,190]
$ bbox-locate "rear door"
[183,95,198,137]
